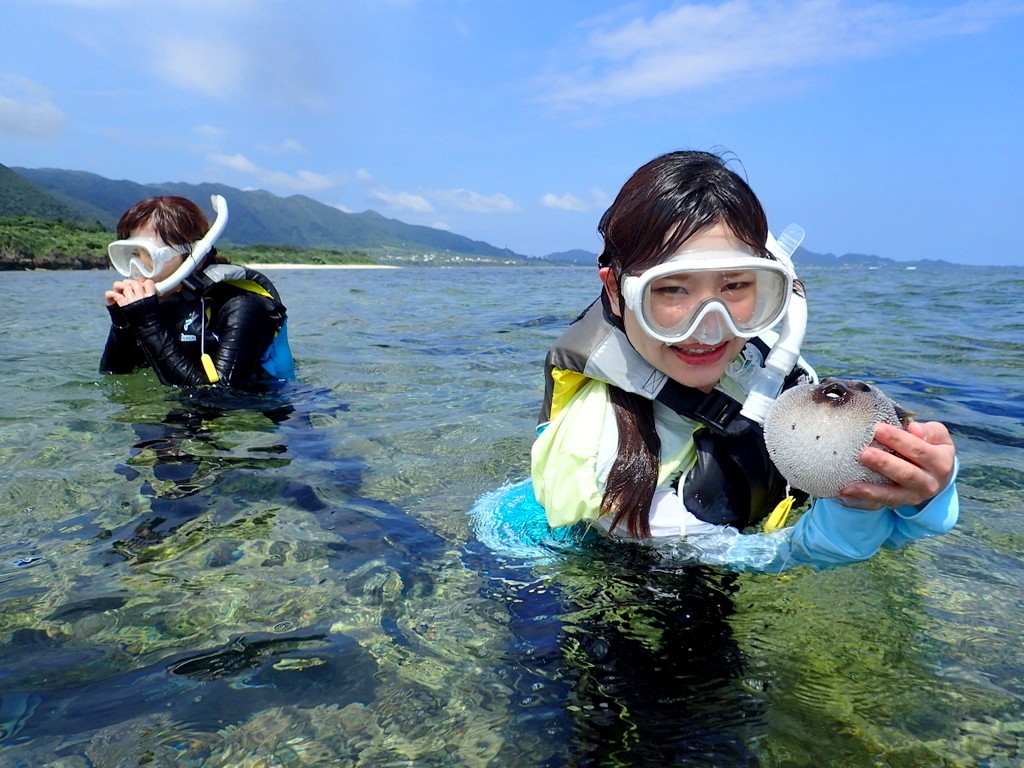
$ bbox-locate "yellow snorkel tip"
[201,353,220,383]
[763,495,796,533]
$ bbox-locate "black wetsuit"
[100,265,288,389]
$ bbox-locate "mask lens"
[131,245,155,273]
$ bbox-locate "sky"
[2,0,1023,265]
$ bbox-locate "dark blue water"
[0,265,1021,766]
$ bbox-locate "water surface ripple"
[0,265,1021,766]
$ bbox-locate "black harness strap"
[652,338,808,527]
[653,337,773,436]
[544,295,810,528]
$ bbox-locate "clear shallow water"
[0,265,1021,766]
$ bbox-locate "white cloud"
[367,185,519,215]
[31,0,251,7]
[207,152,337,192]
[193,124,226,141]
[540,192,589,212]
[142,22,328,110]
[542,0,1024,108]
[25,0,136,6]
[370,188,435,213]
[429,188,520,214]
[0,76,66,138]
[21,2,328,117]
[292,169,335,189]
[153,35,249,99]
[278,139,305,154]
[209,153,262,174]
[256,138,306,155]
[29,0,261,13]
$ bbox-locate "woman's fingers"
[108,278,155,306]
[838,421,956,510]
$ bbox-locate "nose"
[689,309,726,345]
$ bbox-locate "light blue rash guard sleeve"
[469,465,959,574]
[703,458,960,572]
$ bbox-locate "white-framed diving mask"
[107,237,189,280]
[107,195,229,296]
[620,249,794,345]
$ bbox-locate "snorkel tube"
[154,194,229,296]
[739,224,807,425]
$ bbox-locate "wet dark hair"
[116,195,227,265]
[597,150,770,537]
[116,195,228,266]
[598,150,770,276]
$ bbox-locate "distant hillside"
[0,164,103,222]
[530,243,906,267]
[533,246,931,269]
[7,166,527,261]
[540,249,597,265]
[792,249,955,269]
[2,164,955,268]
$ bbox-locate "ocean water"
[0,264,1021,766]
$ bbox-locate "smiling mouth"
[670,342,725,356]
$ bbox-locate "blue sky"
[3,0,1022,265]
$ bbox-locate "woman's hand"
[105,278,157,307]
[837,421,957,511]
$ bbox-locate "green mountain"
[0,164,104,222]
[2,164,953,268]
[6,166,526,260]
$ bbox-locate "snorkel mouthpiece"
[739,224,807,425]
[154,194,229,296]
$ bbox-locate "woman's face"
[129,222,185,282]
[602,221,753,393]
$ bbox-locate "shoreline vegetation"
[0,216,537,270]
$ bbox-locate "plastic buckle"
[695,389,742,434]
[180,270,214,302]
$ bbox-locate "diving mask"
[620,249,793,345]
[107,237,189,280]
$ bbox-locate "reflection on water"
[0,266,1022,765]
[108,392,301,563]
[468,535,766,766]
[8,630,376,743]
[0,373,480,763]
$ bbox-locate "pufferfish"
[763,378,914,499]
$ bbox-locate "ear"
[599,267,622,317]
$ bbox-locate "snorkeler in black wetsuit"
[100,194,293,389]
[101,261,291,388]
